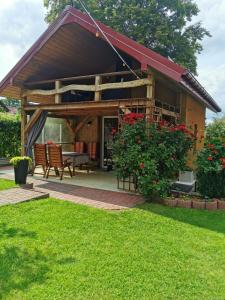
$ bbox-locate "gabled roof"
[0,6,221,112]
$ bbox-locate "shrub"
[196,141,225,198]
[0,113,21,158]
[113,114,194,198]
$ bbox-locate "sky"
[0,0,224,120]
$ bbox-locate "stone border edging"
[162,198,225,211]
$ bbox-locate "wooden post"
[21,96,28,155]
[55,80,62,103]
[95,75,102,101]
[146,73,154,123]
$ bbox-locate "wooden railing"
[22,78,152,97]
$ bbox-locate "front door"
[101,117,118,169]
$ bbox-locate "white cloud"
[194,0,225,119]
[0,0,47,80]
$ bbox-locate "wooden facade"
[0,6,220,165]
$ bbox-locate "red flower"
[111,128,117,135]
[123,113,144,125]
[208,156,213,161]
[208,144,215,149]
[140,162,145,169]
[159,120,168,127]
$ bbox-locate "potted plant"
[10,156,32,185]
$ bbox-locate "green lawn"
[1,199,225,299]
[0,179,16,191]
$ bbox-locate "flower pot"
[177,199,192,208]
[164,198,178,207]
[192,200,205,210]
[14,160,29,185]
[218,200,225,210]
[205,201,218,210]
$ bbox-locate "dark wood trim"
[25,70,142,86]
[24,98,148,112]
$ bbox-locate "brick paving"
[0,188,49,206]
[0,168,144,210]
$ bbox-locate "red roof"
[0,6,221,112]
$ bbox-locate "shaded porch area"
[32,166,119,192]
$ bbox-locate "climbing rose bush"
[196,141,225,198]
[113,114,194,198]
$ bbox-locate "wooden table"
[62,152,89,175]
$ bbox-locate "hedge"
[0,113,21,158]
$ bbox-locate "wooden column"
[95,75,102,101]
[146,73,154,123]
[55,80,62,103]
[21,96,28,155]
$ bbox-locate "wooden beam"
[24,109,42,135]
[65,119,76,135]
[25,70,141,86]
[97,79,151,92]
[74,115,90,134]
[24,98,148,112]
[146,73,155,123]
[95,75,102,101]
[161,108,180,118]
[55,80,62,104]
[22,79,152,97]
[21,96,27,156]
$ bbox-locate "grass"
[0,179,16,191]
[1,199,225,299]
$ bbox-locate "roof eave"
[182,72,221,113]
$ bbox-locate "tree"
[44,0,210,74]
[206,115,225,143]
[1,98,20,108]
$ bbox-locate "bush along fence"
[161,140,225,210]
[0,113,21,158]
[113,114,194,199]
[113,113,225,209]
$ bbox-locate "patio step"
[0,187,49,206]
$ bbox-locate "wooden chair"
[32,144,48,177]
[46,144,73,180]
[74,141,84,153]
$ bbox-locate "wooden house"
[0,6,221,167]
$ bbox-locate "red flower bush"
[113,119,194,198]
